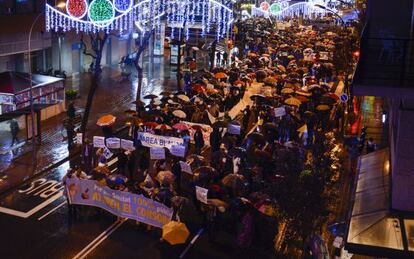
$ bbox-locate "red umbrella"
[173,123,189,131]
[143,121,159,128]
[191,125,205,131]
[192,84,205,93]
[155,124,172,130]
[324,92,339,101]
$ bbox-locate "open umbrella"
[162,221,190,245]
[173,123,189,131]
[160,91,171,96]
[212,120,228,128]
[172,110,187,119]
[191,125,205,131]
[97,115,116,127]
[295,90,312,97]
[222,174,246,189]
[285,97,302,106]
[295,95,309,103]
[143,121,159,128]
[124,109,137,116]
[214,72,228,79]
[155,124,172,130]
[157,170,175,184]
[316,104,331,111]
[247,132,265,143]
[281,88,294,94]
[192,84,205,93]
[144,94,158,99]
[250,94,266,101]
[177,94,190,102]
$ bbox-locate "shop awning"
[0,71,63,95]
[345,148,414,258]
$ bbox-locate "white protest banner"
[93,136,105,148]
[171,145,186,157]
[103,146,113,159]
[179,161,192,174]
[76,133,82,145]
[196,186,208,204]
[137,132,184,150]
[106,137,121,149]
[180,121,213,146]
[121,139,135,151]
[150,147,166,160]
[227,124,241,135]
[274,107,286,117]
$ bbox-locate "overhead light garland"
[46,0,233,39]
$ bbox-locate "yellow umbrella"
[316,104,331,111]
[281,88,294,94]
[214,72,228,79]
[162,221,190,245]
[97,114,116,127]
[285,97,302,106]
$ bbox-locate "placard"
[76,133,82,145]
[93,136,105,148]
[274,107,286,117]
[227,124,241,135]
[121,139,135,151]
[150,147,166,160]
[179,161,192,174]
[106,137,121,149]
[171,145,186,157]
[103,146,113,159]
[137,132,184,150]
[195,186,208,204]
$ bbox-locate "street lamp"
[28,2,66,166]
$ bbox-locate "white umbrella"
[173,110,187,119]
[192,46,199,51]
[177,94,190,102]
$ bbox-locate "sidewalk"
[0,52,181,195]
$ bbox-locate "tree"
[79,32,108,140]
[133,30,153,110]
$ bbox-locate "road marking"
[72,218,126,259]
[179,228,204,258]
[0,191,63,218]
[37,200,67,221]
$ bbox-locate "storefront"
[0,71,65,120]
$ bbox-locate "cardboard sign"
[76,133,82,145]
[171,145,186,157]
[93,136,105,148]
[103,146,113,159]
[179,161,192,174]
[121,139,135,151]
[150,147,166,160]
[274,107,286,117]
[137,132,184,150]
[195,186,208,204]
[227,124,241,135]
[106,137,121,149]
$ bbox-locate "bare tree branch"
[80,34,97,59]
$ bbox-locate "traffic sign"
[340,93,349,103]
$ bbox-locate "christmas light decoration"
[66,0,88,18]
[46,0,233,38]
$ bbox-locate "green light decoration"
[88,0,114,23]
[269,3,281,14]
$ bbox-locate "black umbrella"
[144,94,157,99]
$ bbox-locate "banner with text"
[66,179,173,228]
[137,132,184,150]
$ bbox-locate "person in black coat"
[194,128,205,155]
[210,127,222,153]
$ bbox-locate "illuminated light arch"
[66,0,88,19]
[46,0,234,39]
